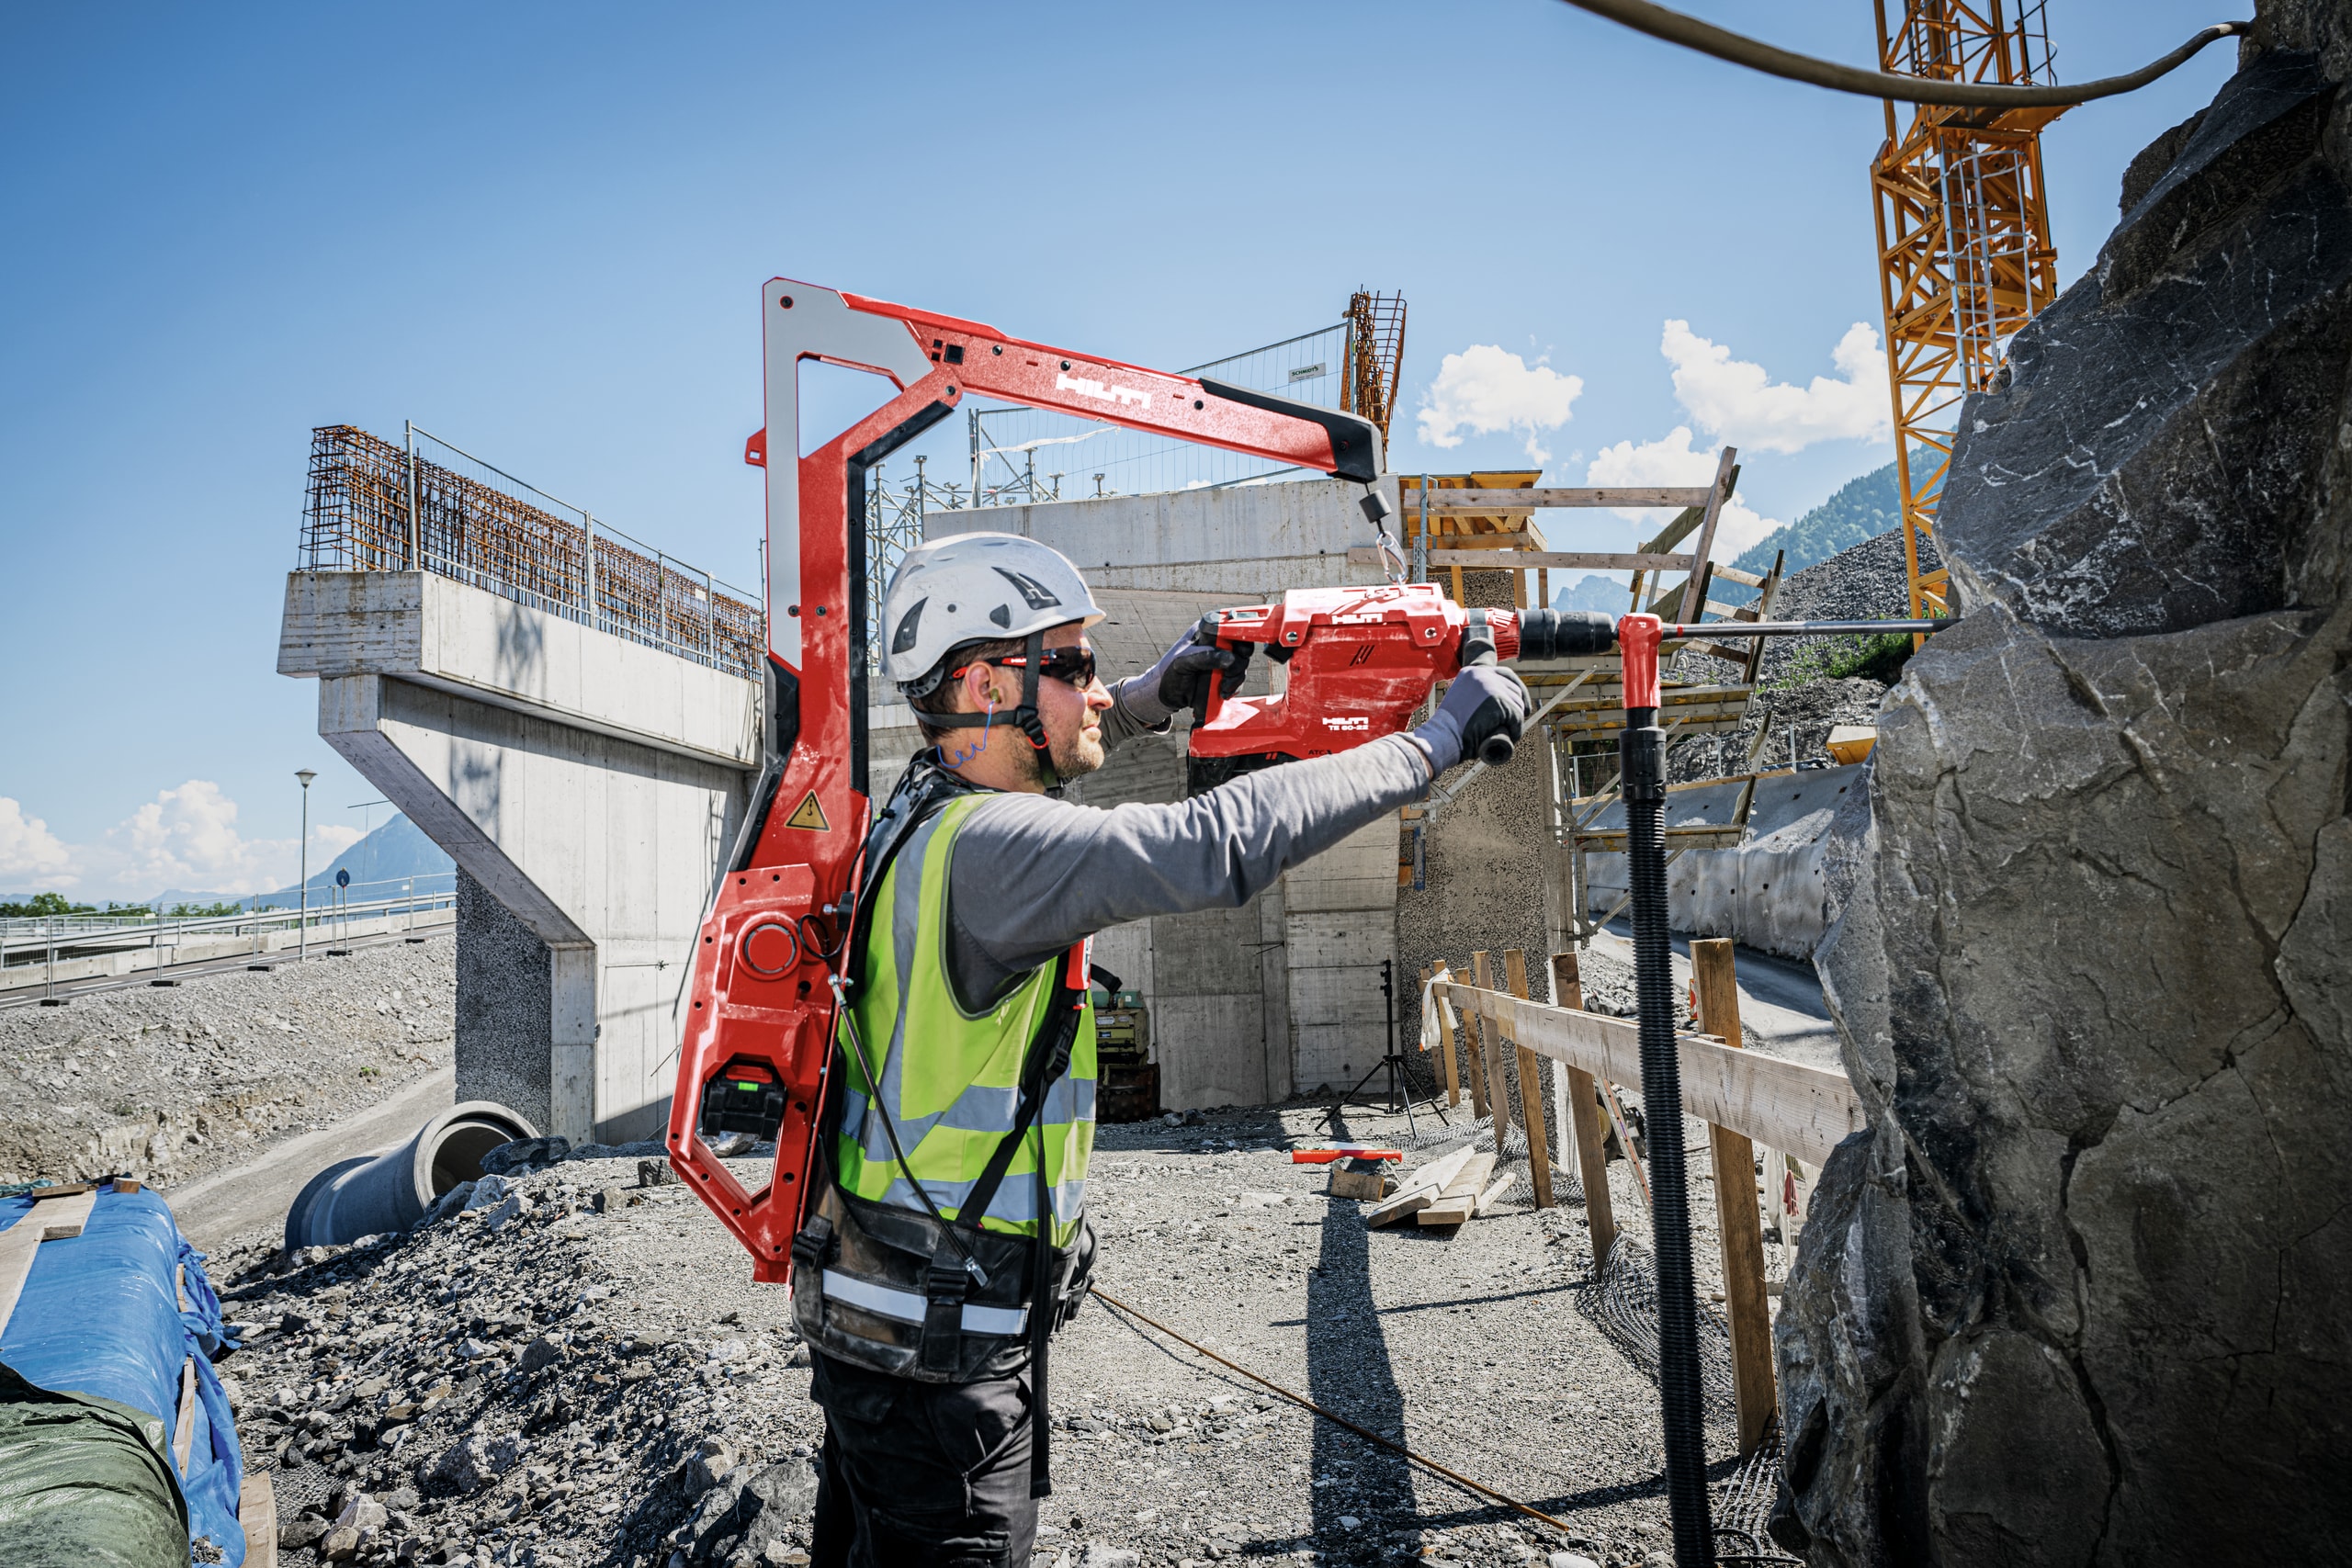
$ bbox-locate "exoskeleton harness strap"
[910,631,1057,773]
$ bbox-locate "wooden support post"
[1693,938,1776,1457]
[1549,952,1617,1265]
[1459,956,1490,1118]
[1425,965,1462,1107]
[1502,950,1555,1208]
[1471,952,1514,1156]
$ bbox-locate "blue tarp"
[0,1188,245,1566]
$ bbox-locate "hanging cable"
[1556,1,2247,107]
[1088,1287,1581,1537]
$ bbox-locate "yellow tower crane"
[1870,0,2068,627]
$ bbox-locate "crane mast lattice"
[1871,0,2066,626]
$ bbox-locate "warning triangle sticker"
[783,791,831,831]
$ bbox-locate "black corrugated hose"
[1623,705,1713,1566]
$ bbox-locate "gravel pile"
[0,937,455,1188]
[1659,527,1939,784]
[205,1101,1756,1568]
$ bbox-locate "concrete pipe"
[283,1100,539,1249]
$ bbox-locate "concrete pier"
[278,570,760,1144]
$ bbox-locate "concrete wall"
[280,571,758,1144]
[1577,764,1867,959]
[950,475,1399,596]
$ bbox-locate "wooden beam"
[1410,488,1716,511]
[0,1188,99,1338]
[1694,939,1777,1458]
[1503,950,1554,1209]
[1458,957,1489,1119]
[1416,1151,1499,1227]
[1366,549,1698,571]
[1365,1144,1481,1227]
[1430,980,1863,1167]
[1471,952,1514,1161]
[1550,953,1617,1266]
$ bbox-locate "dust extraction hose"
[1555,1,2248,108]
[1622,706,1713,1567]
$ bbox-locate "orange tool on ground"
[1289,1147,1402,1165]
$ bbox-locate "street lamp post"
[296,770,317,960]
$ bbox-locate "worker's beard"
[1030,718,1106,787]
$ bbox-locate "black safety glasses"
[986,646,1098,689]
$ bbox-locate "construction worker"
[798,531,1529,1567]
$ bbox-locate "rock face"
[1774,11,2352,1565]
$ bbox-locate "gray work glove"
[1124,624,1256,728]
[1412,664,1532,774]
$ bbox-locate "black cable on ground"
[1623,705,1714,1568]
[1088,1286,1579,1538]
[1556,0,2247,107]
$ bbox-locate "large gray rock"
[1775,12,2352,1563]
[1939,49,2350,637]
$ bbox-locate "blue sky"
[0,1,2235,898]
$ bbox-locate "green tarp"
[0,1361,189,1568]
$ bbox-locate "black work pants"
[808,1348,1037,1568]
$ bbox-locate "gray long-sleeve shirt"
[936,674,1435,1010]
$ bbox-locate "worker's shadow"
[1306,1109,1414,1544]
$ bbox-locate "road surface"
[164,1066,456,1251]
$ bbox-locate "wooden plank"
[1425,965,1461,1109]
[1459,957,1489,1119]
[1503,950,1554,1210]
[1549,953,1618,1265]
[240,1471,280,1568]
[1694,939,1777,1458]
[0,1188,99,1337]
[1411,488,1715,511]
[1474,1174,1519,1216]
[1711,564,1767,588]
[1431,980,1863,1168]
[1396,530,1544,550]
[1363,1144,1480,1227]
[1683,447,1739,604]
[1471,953,1513,1159]
[1601,1080,1654,1211]
[1377,549,1699,571]
[1416,1152,1498,1227]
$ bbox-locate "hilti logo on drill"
[1323,716,1370,731]
[1056,371,1153,410]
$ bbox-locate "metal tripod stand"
[1326,959,1451,1140]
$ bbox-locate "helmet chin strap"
[927,632,1059,789]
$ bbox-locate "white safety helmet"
[881,532,1104,696]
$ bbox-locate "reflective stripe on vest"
[837,793,1096,1245]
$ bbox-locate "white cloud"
[1587,426,1783,558]
[1416,344,1584,462]
[0,782,361,901]
[1660,319,1890,454]
[0,798,74,888]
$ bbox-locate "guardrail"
[2,880,457,965]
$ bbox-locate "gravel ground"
[208,1100,1765,1568]
[0,936,455,1188]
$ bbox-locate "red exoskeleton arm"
[668,281,1384,1280]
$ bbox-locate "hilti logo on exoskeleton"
[1322,716,1370,731]
[1056,371,1153,410]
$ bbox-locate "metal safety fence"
[299,424,765,680]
